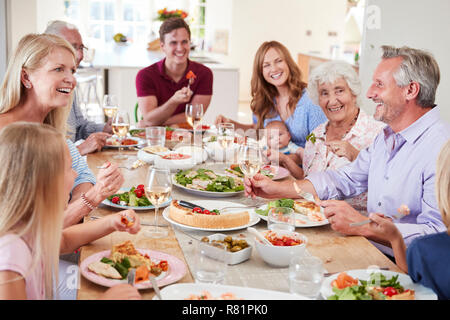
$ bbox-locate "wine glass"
[102,94,118,121]
[217,123,235,163]
[144,167,172,238]
[111,110,130,160]
[237,141,263,180]
[185,104,204,131]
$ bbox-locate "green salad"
[175,168,244,192]
[255,198,294,216]
[107,185,152,207]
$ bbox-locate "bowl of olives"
[201,234,252,265]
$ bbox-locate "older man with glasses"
[45,20,113,156]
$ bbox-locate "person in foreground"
[0,122,141,300]
[45,20,112,156]
[368,139,450,300]
[244,45,450,256]
[0,33,123,228]
[268,61,384,213]
[215,40,326,148]
[136,17,213,127]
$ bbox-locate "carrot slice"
[135,265,150,283]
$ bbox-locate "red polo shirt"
[136,58,213,116]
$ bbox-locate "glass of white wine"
[217,123,235,163]
[238,141,263,180]
[185,104,204,131]
[111,110,130,160]
[145,167,172,238]
[102,94,118,121]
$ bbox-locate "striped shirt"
[67,93,105,142]
[67,139,96,189]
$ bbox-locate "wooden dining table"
[76,146,402,300]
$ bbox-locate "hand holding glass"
[238,142,263,179]
[144,167,171,238]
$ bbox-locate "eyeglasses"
[71,43,88,52]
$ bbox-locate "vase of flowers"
[156,8,188,21]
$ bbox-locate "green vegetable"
[113,261,129,279]
[121,257,131,269]
[328,286,372,300]
[361,273,404,291]
[138,197,151,206]
[175,169,244,192]
[128,191,138,207]
[100,257,115,265]
[256,198,295,216]
[306,133,317,144]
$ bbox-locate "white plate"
[162,199,260,231]
[255,204,329,228]
[320,269,437,300]
[104,137,143,148]
[101,187,172,211]
[154,153,197,172]
[154,283,310,300]
[171,173,244,198]
[173,145,208,164]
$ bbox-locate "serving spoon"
[247,227,273,246]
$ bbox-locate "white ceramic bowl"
[153,152,196,172]
[203,233,252,265]
[254,230,308,267]
[173,145,208,164]
[204,141,240,162]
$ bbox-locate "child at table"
[368,139,450,300]
[0,123,141,300]
[266,120,300,155]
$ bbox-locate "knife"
[178,200,205,211]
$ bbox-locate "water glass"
[267,207,295,232]
[193,242,227,285]
[145,126,166,148]
[289,256,324,299]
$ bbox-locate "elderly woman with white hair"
[277,61,385,212]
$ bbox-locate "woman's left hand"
[326,140,359,161]
[110,209,141,234]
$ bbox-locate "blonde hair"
[0,33,75,134]
[250,41,307,129]
[0,122,67,299]
[435,139,450,234]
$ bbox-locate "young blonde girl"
[0,122,141,300]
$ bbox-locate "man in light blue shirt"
[244,45,450,256]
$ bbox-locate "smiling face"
[24,47,76,110]
[161,27,191,66]
[262,47,290,89]
[367,57,407,125]
[318,78,358,124]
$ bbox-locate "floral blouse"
[303,108,386,213]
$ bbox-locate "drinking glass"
[193,241,227,284]
[217,123,235,163]
[144,167,171,238]
[145,126,166,148]
[267,207,295,232]
[111,110,130,160]
[237,142,263,179]
[102,94,118,121]
[185,104,204,131]
[289,256,324,299]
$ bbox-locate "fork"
[96,165,134,170]
[292,181,316,202]
[150,276,162,300]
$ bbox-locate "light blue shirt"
[67,139,96,189]
[253,90,327,148]
[306,107,450,254]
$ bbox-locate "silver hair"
[381,45,440,108]
[306,60,362,107]
[44,20,78,36]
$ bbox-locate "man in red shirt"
[136,18,213,127]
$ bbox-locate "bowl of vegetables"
[254,229,308,267]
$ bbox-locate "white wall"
[0,0,7,80]
[6,0,37,54]
[207,0,348,101]
[360,0,450,123]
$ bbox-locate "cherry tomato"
[137,184,145,190]
[202,209,210,215]
[111,196,120,204]
[134,188,144,198]
[193,207,203,213]
[158,260,169,271]
[383,287,398,297]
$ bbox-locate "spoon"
[247,227,273,246]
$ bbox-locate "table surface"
[77,147,402,300]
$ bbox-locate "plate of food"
[80,241,187,290]
[129,128,146,139]
[154,152,197,172]
[225,164,290,181]
[103,186,172,210]
[154,283,309,300]
[105,137,141,148]
[172,168,244,198]
[162,199,260,231]
[321,269,437,300]
[137,145,171,164]
[255,198,329,228]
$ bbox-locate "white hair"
[306,60,362,108]
[44,20,78,36]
